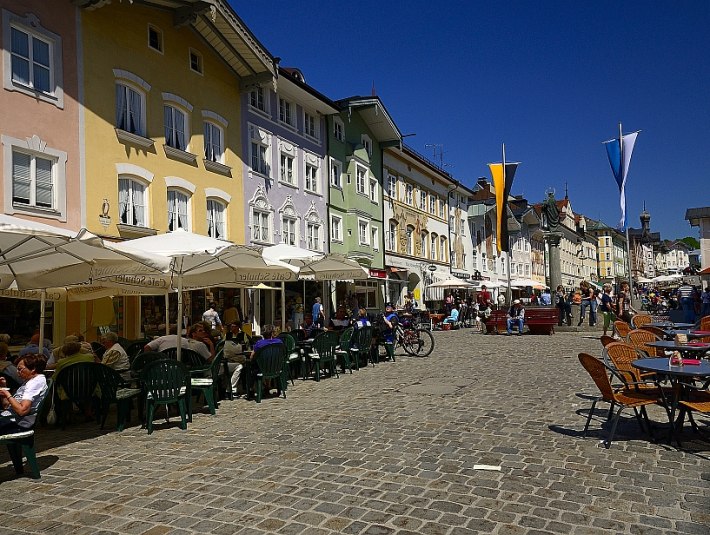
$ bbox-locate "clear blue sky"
[230,0,709,241]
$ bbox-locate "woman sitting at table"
[329,307,351,330]
[443,304,460,325]
[0,354,48,433]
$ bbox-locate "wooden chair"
[613,320,631,340]
[699,316,710,331]
[0,379,52,478]
[605,342,661,393]
[626,329,664,357]
[578,353,658,448]
[631,314,653,329]
[677,390,710,440]
[639,325,667,339]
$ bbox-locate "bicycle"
[393,323,435,357]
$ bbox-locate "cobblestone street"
[1,330,709,534]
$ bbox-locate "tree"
[680,236,699,249]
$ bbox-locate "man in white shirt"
[99,332,130,373]
[144,325,213,361]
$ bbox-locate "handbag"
[45,382,57,425]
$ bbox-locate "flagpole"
[503,143,512,306]
[620,122,634,296]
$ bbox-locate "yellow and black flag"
[488,155,519,255]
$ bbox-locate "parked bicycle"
[393,322,435,357]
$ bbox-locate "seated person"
[99,332,130,374]
[18,333,52,361]
[47,341,99,376]
[244,324,283,397]
[144,325,214,361]
[330,307,351,330]
[506,300,525,335]
[443,304,460,324]
[0,342,20,387]
[226,321,250,346]
[354,308,371,329]
[0,354,48,433]
[301,313,316,337]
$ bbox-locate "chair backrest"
[355,326,373,350]
[338,327,355,352]
[639,325,666,338]
[310,328,325,339]
[215,339,225,353]
[627,329,662,356]
[117,336,131,350]
[700,316,710,331]
[613,320,631,339]
[606,341,646,383]
[600,335,616,348]
[631,314,653,328]
[130,351,165,375]
[160,347,207,367]
[54,362,102,404]
[312,331,339,361]
[140,358,189,402]
[578,353,616,402]
[95,364,126,402]
[290,329,307,342]
[254,342,286,380]
[277,333,296,354]
[205,350,224,381]
[125,339,150,362]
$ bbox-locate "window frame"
[281,215,297,246]
[279,152,295,186]
[333,117,345,142]
[387,174,397,198]
[361,134,372,157]
[303,111,319,140]
[371,225,379,251]
[330,159,342,189]
[167,188,191,232]
[331,215,343,242]
[3,10,64,108]
[118,175,148,228]
[206,198,226,240]
[358,218,370,246]
[304,162,318,194]
[148,24,163,54]
[369,177,378,203]
[388,220,397,252]
[252,208,271,244]
[355,164,367,195]
[249,86,268,114]
[306,221,321,251]
[189,48,203,75]
[278,97,295,128]
[163,104,189,152]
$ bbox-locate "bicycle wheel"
[402,328,434,357]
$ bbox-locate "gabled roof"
[77,0,276,84]
[278,67,338,115]
[335,96,401,143]
[686,206,710,226]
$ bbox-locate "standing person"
[599,283,615,337]
[312,297,325,329]
[222,299,240,326]
[381,303,399,361]
[615,281,636,324]
[677,281,696,324]
[506,300,525,335]
[701,285,710,319]
[556,286,569,326]
[202,302,223,334]
[579,282,597,327]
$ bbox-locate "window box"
[117,224,157,239]
[203,159,232,177]
[115,128,154,149]
[163,144,197,165]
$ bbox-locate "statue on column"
[542,190,560,232]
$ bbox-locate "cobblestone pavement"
[1,330,708,534]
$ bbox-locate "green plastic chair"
[278,332,300,385]
[130,351,165,377]
[95,365,141,431]
[253,343,287,403]
[310,331,340,382]
[125,339,150,363]
[53,362,102,428]
[160,347,208,368]
[140,358,190,434]
[355,326,374,366]
[0,378,52,479]
[190,351,223,415]
[335,327,357,374]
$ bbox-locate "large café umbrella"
[107,230,299,361]
[427,277,477,289]
[0,214,169,344]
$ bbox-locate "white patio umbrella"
[107,230,299,361]
[428,277,477,289]
[636,276,653,284]
[0,214,170,344]
[509,278,546,290]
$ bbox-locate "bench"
[484,307,558,335]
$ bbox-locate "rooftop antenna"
[425,143,445,169]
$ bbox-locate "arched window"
[421,231,428,259]
[388,219,398,252]
[406,225,415,255]
[206,199,226,239]
[431,233,438,261]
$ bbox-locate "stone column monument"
[542,190,562,293]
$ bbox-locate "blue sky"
[230,1,709,240]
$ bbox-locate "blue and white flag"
[603,131,639,230]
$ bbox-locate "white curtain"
[115,84,127,130]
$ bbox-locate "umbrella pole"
[176,271,183,363]
[165,292,170,336]
[281,282,286,332]
[39,289,46,350]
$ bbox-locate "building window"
[252,209,270,243]
[11,150,54,209]
[429,195,436,215]
[5,14,63,105]
[305,164,318,193]
[282,217,296,245]
[388,220,397,252]
[148,25,163,52]
[439,200,445,218]
[369,178,377,203]
[405,184,413,205]
[249,86,267,113]
[204,122,224,164]
[440,237,447,262]
[280,153,295,185]
[331,215,342,242]
[406,225,414,255]
[361,134,372,156]
[356,166,366,194]
[164,105,188,151]
[372,226,379,251]
[358,219,369,245]
[189,49,203,74]
[206,199,225,239]
[420,190,427,211]
[388,174,397,198]
[167,189,189,231]
[304,112,318,139]
[306,223,320,251]
[116,83,146,136]
[333,118,344,142]
[431,233,438,261]
[330,160,342,188]
[279,97,294,127]
[118,177,146,227]
[421,232,428,258]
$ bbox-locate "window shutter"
[12,152,31,203]
[35,157,53,207]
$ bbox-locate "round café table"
[632,357,710,444]
[645,340,710,359]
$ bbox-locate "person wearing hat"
[506,299,525,335]
[382,303,399,360]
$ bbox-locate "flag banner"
[488,162,519,254]
[604,131,639,230]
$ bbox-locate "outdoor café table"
[665,329,710,341]
[647,321,696,329]
[632,357,710,443]
[645,340,710,359]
